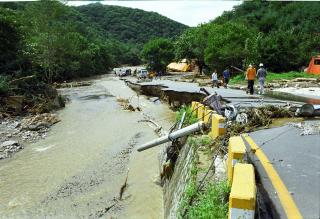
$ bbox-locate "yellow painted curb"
[228,136,246,184]
[210,113,225,139]
[204,107,213,125]
[229,163,256,219]
[191,101,198,117]
[242,134,303,219]
[197,103,205,121]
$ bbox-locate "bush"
[176,105,198,126]
[0,75,10,95]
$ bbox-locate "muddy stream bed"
[0,75,175,218]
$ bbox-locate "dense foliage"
[0,1,187,83]
[76,3,187,45]
[141,38,174,73]
[175,1,320,73]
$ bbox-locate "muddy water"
[0,75,175,218]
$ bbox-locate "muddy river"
[0,75,175,218]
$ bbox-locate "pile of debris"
[21,113,61,131]
[53,81,92,89]
[116,97,141,112]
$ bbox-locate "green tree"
[0,7,24,75]
[142,38,174,73]
[22,0,68,83]
[204,22,259,71]
[174,25,210,74]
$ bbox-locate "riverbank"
[0,113,60,160]
[0,75,175,218]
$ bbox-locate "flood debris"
[116,97,141,112]
[53,81,92,88]
[289,122,320,136]
[21,113,60,131]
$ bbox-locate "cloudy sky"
[67,1,241,26]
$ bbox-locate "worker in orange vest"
[246,64,256,95]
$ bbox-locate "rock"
[1,140,19,148]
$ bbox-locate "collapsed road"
[124,75,320,219]
[1,73,319,219]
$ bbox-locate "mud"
[0,75,175,218]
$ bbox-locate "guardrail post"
[191,101,199,117]
[210,113,225,139]
[204,107,212,125]
[197,103,205,121]
[228,136,246,184]
[229,163,256,219]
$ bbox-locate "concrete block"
[191,101,199,117]
[210,113,225,139]
[229,163,256,219]
[228,136,246,184]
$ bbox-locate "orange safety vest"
[246,67,256,80]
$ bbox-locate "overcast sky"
[66,1,241,27]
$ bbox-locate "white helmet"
[248,64,252,68]
[259,63,263,67]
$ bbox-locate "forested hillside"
[76,3,187,45]
[172,1,320,73]
[0,1,187,84]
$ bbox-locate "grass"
[188,135,213,151]
[178,135,230,219]
[176,105,199,126]
[187,181,230,219]
[229,71,319,85]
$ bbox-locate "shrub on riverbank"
[0,75,10,95]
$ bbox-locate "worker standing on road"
[246,64,256,95]
[222,67,230,88]
[211,69,219,88]
[256,63,267,95]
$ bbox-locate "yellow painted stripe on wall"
[242,134,303,219]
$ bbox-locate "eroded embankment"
[125,80,206,108]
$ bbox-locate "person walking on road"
[211,69,219,88]
[246,64,256,95]
[222,67,230,88]
[256,63,267,94]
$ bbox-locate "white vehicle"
[115,68,131,77]
[137,69,148,79]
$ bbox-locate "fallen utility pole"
[137,121,205,152]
